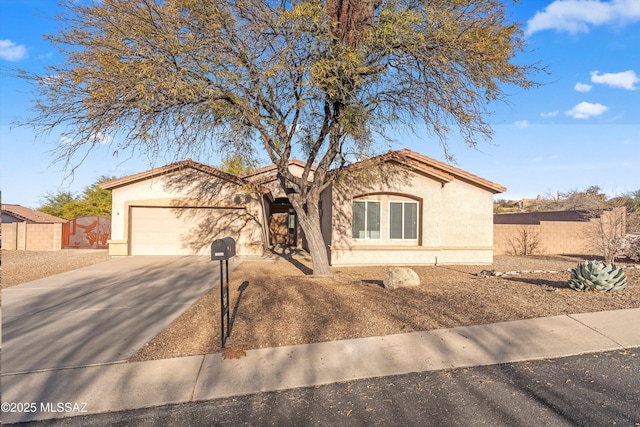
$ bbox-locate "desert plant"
[568,261,627,292]
[583,206,627,263]
[622,234,640,262]
[507,225,542,256]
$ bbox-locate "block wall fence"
[1,222,63,251]
[493,207,626,256]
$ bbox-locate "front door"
[269,209,297,246]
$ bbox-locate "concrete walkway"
[2,308,639,424]
[2,256,240,373]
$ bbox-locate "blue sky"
[1,0,639,208]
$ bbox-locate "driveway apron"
[2,256,237,374]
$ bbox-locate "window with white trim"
[389,201,418,240]
[352,201,380,239]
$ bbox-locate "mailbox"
[211,237,236,260]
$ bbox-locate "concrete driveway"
[2,256,239,374]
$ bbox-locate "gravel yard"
[3,250,638,362]
[1,249,110,289]
[130,254,640,362]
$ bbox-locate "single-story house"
[1,204,66,224]
[101,149,505,265]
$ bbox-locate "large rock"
[383,267,420,290]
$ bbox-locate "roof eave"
[100,160,247,190]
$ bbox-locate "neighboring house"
[1,204,66,251]
[1,204,66,224]
[101,149,505,265]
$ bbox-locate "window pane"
[404,203,418,239]
[390,202,403,239]
[367,202,381,239]
[352,201,365,238]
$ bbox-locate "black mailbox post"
[211,237,236,260]
[211,237,236,348]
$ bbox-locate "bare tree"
[18,0,540,275]
[507,225,542,257]
[585,206,627,263]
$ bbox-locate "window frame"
[352,200,381,240]
[389,200,419,240]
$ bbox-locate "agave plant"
[568,261,627,292]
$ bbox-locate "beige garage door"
[130,206,244,255]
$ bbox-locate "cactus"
[568,261,627,292]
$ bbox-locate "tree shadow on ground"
[268,246,313,275]
[362,279,384,288]
[503,276,568,289]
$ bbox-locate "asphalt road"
[11,349,640,427]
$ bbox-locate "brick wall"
[1,222,63,251]
[494,207,625,256]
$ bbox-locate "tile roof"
[336,149,506,194]
[240,160,314,182]
[98,149,505,195]
[100,159,247,190]
[393,149,506,194]
[1,204,67,223]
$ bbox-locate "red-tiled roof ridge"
[240,159,314,180]
[381,150,455,183]
[394,149,506,194]
[100,159,247,190]
[99,149,505,194]
[1,204,66,223]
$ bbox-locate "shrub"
[568,261,627,292]
[622,234,640,262]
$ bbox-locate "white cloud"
[574,82,592,92]
[526,0,640,35]
[0,39,27,61]
[91,132,113,145]
[514,120,529,128]
[59,132,113,145]
[59,135,73,145]
[590,70,639,90]
[541,110,559,117]
[565,101,609,119]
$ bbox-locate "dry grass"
[130,255,640,362]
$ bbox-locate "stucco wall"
[108,168,265,256]
[325,166,495,265]
[440,179,495,248]
[1,222,62,251]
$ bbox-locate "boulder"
[383,267,420,290]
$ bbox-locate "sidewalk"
[2,308,640,424]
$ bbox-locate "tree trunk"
[289,194,332,276]
[300,213,332,276]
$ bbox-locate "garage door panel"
[130,207,246,255]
